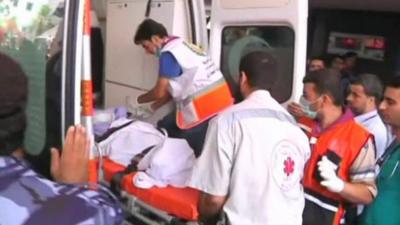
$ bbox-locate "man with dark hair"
[308,57,326,72]
[299,69,377,225]
[347,74,391,159]
[359,77,400,225]
[0,53,123,224]
[288,69,343,121]
[343,51,358,74]
[133,19,233,156]
[189,51,310,225]
[330,55,344,71]
[134,19,168,45]
[341,51,359,99]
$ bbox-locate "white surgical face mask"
[299,96,318,119]
[155,47,161,57]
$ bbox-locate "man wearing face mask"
[133,19,233,156]
[299,69,377,225]
[287,90,318,136]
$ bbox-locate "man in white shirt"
[189,51,311,225]
[347,73,391,159]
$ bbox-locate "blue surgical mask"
[299,96,318,119]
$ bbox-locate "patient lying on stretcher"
[96,119,196,189]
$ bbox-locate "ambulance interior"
[2,0,400,224]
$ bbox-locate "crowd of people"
[0,18,399,225]
[287,52,399,225]
[189,50,400,225]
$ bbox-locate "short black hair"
[310,56,326,62]
[350,73,383,104]
[309,57,326,67]
[239,51,278,91]
[386,76,400,89]
[134,19,168,44]
[342,51,358,59]
[303,69,344,106]
[329,55,344,68]
[0,53,28,155]
[331,54,344,60]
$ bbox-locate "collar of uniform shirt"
[312,107,354,136]
[246,90,272,103]
[354,110,379,124]
[162,36,179,48]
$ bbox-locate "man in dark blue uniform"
[0,53,123,225]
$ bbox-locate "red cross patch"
[284,157,295,176]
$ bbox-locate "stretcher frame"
[96,153,199,225]
[120,191,198,225]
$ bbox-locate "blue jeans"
[157,111,210,157]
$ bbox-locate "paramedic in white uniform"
[189,51,311,225]
[133,19,233,156]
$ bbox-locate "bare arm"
[137,77,170,104]
[151,94,172,111]
[340,182,375,204]
[340,137,377,204]
[198,192,227,225]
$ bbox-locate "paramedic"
[0,53,123,225]
[189,51,311,225]
[358,76,400,225]
[300,69,377,225]
[133,19,233,156]
[347,73,390,159]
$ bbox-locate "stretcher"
[97,157,200,225]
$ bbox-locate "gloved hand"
[135,105,154,118]
[125,96,154,119]
[317,156,345,193]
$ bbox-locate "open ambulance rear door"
[208,0,308,103]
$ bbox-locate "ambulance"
[2,0,399,223]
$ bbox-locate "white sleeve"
[189,115,234,196]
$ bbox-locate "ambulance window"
[221,26,294,103]
[0,1,65,162]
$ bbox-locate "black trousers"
[157,111,210,157]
